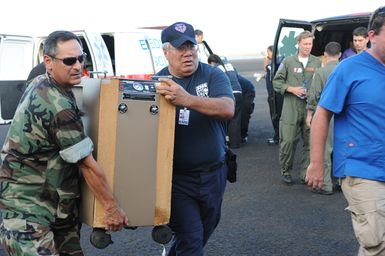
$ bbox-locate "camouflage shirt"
[0,74,93,227]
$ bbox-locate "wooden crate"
[78,78,175,228]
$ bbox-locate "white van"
[0,34,35,124]
[32,30,114,78]
[0,29,168,124]
[101,29,168,80]
[0,30,115,124]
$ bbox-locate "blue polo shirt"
[319,51,385,181]
[157,63,234,171]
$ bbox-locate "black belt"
[175,160,225,173]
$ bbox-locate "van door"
[102,31,167,80]
[0,34,34,124]
[272,19,312,76]
[142,30,168,73]
[114,31,156,80]
[74,31,114,77]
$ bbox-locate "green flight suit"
[307,60,339,192]
[273,55,321,180]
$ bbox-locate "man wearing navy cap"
[156,22,235,255]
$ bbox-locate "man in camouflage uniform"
[0,31,128,256]
[273,31,321,185]
[306,41,341,195]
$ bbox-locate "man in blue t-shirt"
[306,7,385,255]
[156,22,234,255]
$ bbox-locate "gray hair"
[162,42,171,50]
[43,30,82,57]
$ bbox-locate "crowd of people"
[271,6,385,256]
[0,5,384,256]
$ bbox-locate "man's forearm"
[186,96,234,120]
[310,107,332,164]
[79,155,117,209]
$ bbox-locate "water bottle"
[299,80,307,99]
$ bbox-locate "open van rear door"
[143,30,168,73]
[74,31,114,77]
[102,31,167,80]
[0,34,34,124]
[272,19,312,77]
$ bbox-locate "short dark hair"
[267,45,273,51]
[43,30,82,57]
[207,54,224,66]
[352,26,368,37]
[368,6,385,35]
[194,29,203,36]
[324,42,341,57]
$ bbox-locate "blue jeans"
[168,165,227,256]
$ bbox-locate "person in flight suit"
[306,41,341,195]
[156,22,234,255]
[273,30,321,185]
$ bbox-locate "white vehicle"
[101,29,168,79]
[0,34,34,124]
[0,29,167,124]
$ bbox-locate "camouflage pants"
[0,218,83,256]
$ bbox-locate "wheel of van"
[151,225,173,244]
[90,228,113,249]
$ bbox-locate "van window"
[0,37,33,80]
[86,32,113,76]
[75,31,113,78]
[275,27,304,66]
[101,34,115,74]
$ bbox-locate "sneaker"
[333,183,342,192]
[320,190,334,195]
[282,174,294,185]
[267,138,278,145]
[311,188,334,195]
[241,137,248,143]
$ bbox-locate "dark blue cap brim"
[169,36,197,48]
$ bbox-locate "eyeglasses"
[368,6,385,31]
[49,53,87,66]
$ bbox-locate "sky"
[1,0,384,58]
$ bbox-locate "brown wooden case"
[77,78,175,228]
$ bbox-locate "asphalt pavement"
[0,58,359,256]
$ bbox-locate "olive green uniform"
[0,74,93,255]
[307,60,339,192]
[273,55,321,180]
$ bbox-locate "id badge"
[178,108,190,125]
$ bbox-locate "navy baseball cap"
[161,22,197,48]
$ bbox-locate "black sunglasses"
[49,53,87,66]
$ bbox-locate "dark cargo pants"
[167,165,227,256]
